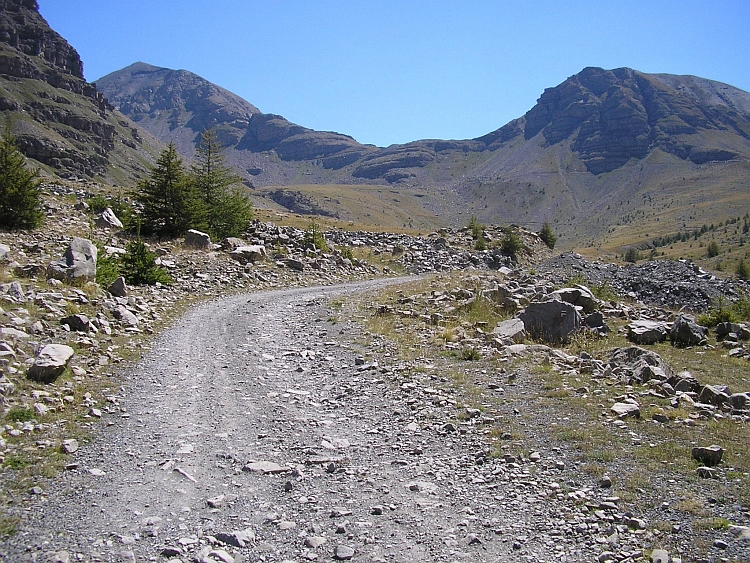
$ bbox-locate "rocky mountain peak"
[522,66,750,174]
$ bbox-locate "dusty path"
[3,279,608,563]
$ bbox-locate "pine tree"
[136,143,202,237]
[0,124,43,230]
[190,128,253,239]
[538,222,557,249]
[737,259,749,281]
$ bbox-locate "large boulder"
[27,344,75,383]
[96,207,124,229]
[627,320,667,345]
[221,237,246,251]
[108,276,127,297]
[670,314,707,347]
[492,318,526,344]
[549,285,599,313]
[608,347,674,384]
[698,384,731,406]
[692,445,723,466]
[60,314,92,332]
[0,243,9,260]
[230,245,266,264]
[519,300,581,343]
[47,237,98,281]
[184,229,212,248]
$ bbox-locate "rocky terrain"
[1,190,749,562]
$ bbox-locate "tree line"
[0,124,253,241]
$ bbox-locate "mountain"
[97,62,750,245]
[0,0,162,182]
[96,63,377,186]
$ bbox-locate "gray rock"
[698,384,731,406]
[230,245,266,264]
[550,285,599,313]
[286,257,306,271]
[611,401,640,418]
[729,392,750,412]
[492,318,526,343]
[728,525,750,542]
[113,305,139,327]
[584,311,610,333]
[696,466,717,478]
[627,320,668,344]
[304,536,328,548]
[48,237,98,281]
[670,314,707,346]
[334,545,355,560]
[0,243,9,261]
[215,528,255,547]
[650,548,669,563]
[519,299,581,343]
[221,237,246,251]
[692,445,723,466]
[4,280,24,302]
[670,371,700,393]
[184,229,212,248]
[61,439,79,454]
[716,322,743,340]
[96,207,124,229]
[243,461,290,474]
[27,344,75,383]
[108,276,127,297]
[60,313,91,332]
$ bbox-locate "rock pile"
[327,224,552,274]
[540,251,749,312]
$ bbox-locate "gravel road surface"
[2,279,622,563]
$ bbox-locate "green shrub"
[737,259,749,281]
[95,247,122,288]
[697,294,750,326]
[460,347,481,361]
[474,236,487,251]
[304,220,329,252]
[468,215,485,240]
[87,194,109,214]
[624,247,640,263]
[0,124,43,230]
[5,407,34,422]
[538,222,557,249]
[339,246,354,261]
[500,231,523,260]
[707,241,720,258]
[120,240,172,285]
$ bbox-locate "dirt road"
[3,280,607,563]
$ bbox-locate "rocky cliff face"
[0,0,160,180]
[522,67,750,174]
[0,0,82,78]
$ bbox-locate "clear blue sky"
[38,0,750,148]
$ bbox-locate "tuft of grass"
[0,515,19,537]
[3,455,29,470]
[697,293,750,326]
[5,407,34,423]
[459,347,481,361]
[692,517,732,531]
